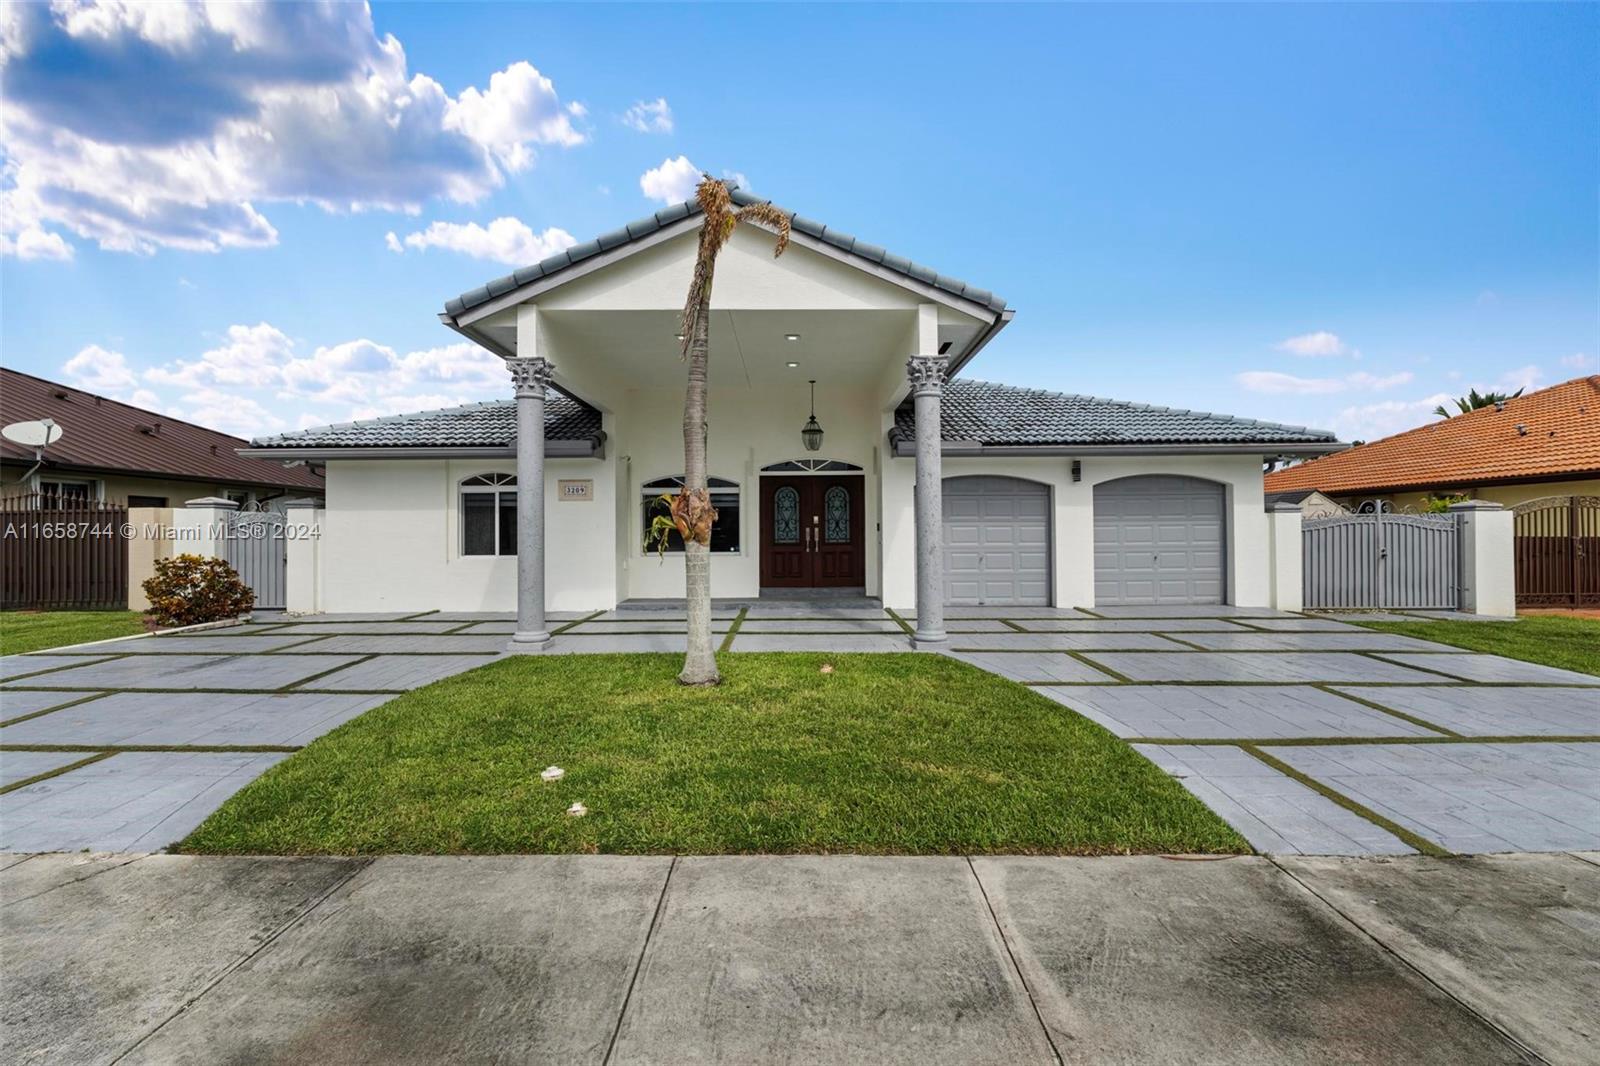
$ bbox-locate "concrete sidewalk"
[4,852,1594,1064]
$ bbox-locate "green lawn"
[179,653,1247,857]
[1355,614,1600,677]
[0,610,151,655]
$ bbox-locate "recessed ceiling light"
[784,333,801,341]
[786,361,799,368]
[674,333,684,340]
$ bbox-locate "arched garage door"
[1094,476,1225,605]
[943,476,1051,606]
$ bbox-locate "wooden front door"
[759,475,865,588]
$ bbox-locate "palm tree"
[667,177,790,685]
[1433,387,1523,419]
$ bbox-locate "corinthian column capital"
[906,355,947,396]
[507,356,555,397]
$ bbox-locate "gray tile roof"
[892,379,1338,447]
[443,185,1006,318]
[249,394,600,449]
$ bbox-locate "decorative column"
[907,354,948,647]
[509,356,555,648]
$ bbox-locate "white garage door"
[943,476,1051,606]
[1094,476,1225,605]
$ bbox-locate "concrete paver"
[1225,617,1363,632]
[1133,745,1415,855]
[124,855,672,1066]
[1036,684,1441,739]
[1011,617,1245,632]
[1088,605,1302,618]
[308,653,497,690]
[733,618,905,633]
[610,856,1055,1066]
[1278,853,1600,1065]
[1270,743,1600,853]
[972,855,1526,1064]
[942,650,1117,683]
[1334,685,1600,736]
[0,690,390,746]
[61,634,328,654]
[729,633,909,652]
[1171,631,1462,653]
[264,620,474,635]
[1,750,94,786]
[948,631,1186,651]
[1,752,293,852]
[2,652,367,690]
[0,689,101,719]
[286,633,511,654]
[1,854,360,1066]
[1377,653,1600,686]
[1082,650,1448,683]
[1,653,114,680]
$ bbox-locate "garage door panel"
[1094,476,1225,606]
[942,476,1051,606]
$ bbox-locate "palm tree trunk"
[679,287,719,685]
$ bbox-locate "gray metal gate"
[226,508,287,610]
[1302,510,1459,610]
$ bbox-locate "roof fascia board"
[1304,468,1600,498]
[891,440,1347,459]
[237,441,602,461]
[0,456,323,490]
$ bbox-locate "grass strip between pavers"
[0,653,133,683]
[1309,683,1464,737]
[1239,743,1450,858]
[0,751,114,795]
[551,610,607,635]
[0,691,111,728]
[718,608,748,652]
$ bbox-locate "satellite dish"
[2,419,63,448]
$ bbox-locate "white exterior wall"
[882,451,1274,610]
[611,384,883,601]
[319,454,615,613]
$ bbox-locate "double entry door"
[759,475,865,588]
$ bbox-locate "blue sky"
[2,2,1595,443]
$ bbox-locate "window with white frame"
[641,476,741,553]
[461,473,517,556]
[38,479,95,509]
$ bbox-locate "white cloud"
[1495,364,1542,392]
[622,97,673,134]
[388,217,577,265]
[1274,331,1351,358]
[0,4,586,256]
[1331,394,1454,442]
[1235,369,1411,396]
[722,169,751,193]
[62,344,137,392]
[94,322,513,436]
[1560,352,1594,371]
[640,155,700,204]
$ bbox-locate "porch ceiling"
[512,307,977,395]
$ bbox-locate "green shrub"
[143,554,255,626]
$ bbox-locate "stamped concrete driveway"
[3,602,1597,857]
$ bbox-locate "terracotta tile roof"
[1265,375,1600,496]
[1,368,324,493]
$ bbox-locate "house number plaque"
[558,479,593,501]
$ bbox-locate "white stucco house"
[243,186,1341,645]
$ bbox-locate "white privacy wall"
[880,451,1277,610]
[319,454,616,613]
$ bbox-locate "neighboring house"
[1264,488,1346,517]
[1266,376,1600,513]
[243,186,1339,625]
[1,368,324,508]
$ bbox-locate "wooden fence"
[0,493,130,609]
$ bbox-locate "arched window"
[461,473,516,556]
[760,458,863,473]
[823,485,851,543]
[641,476,742,553]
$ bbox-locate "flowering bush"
[142,554,255,626]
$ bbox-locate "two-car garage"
[941,474,1226,607]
